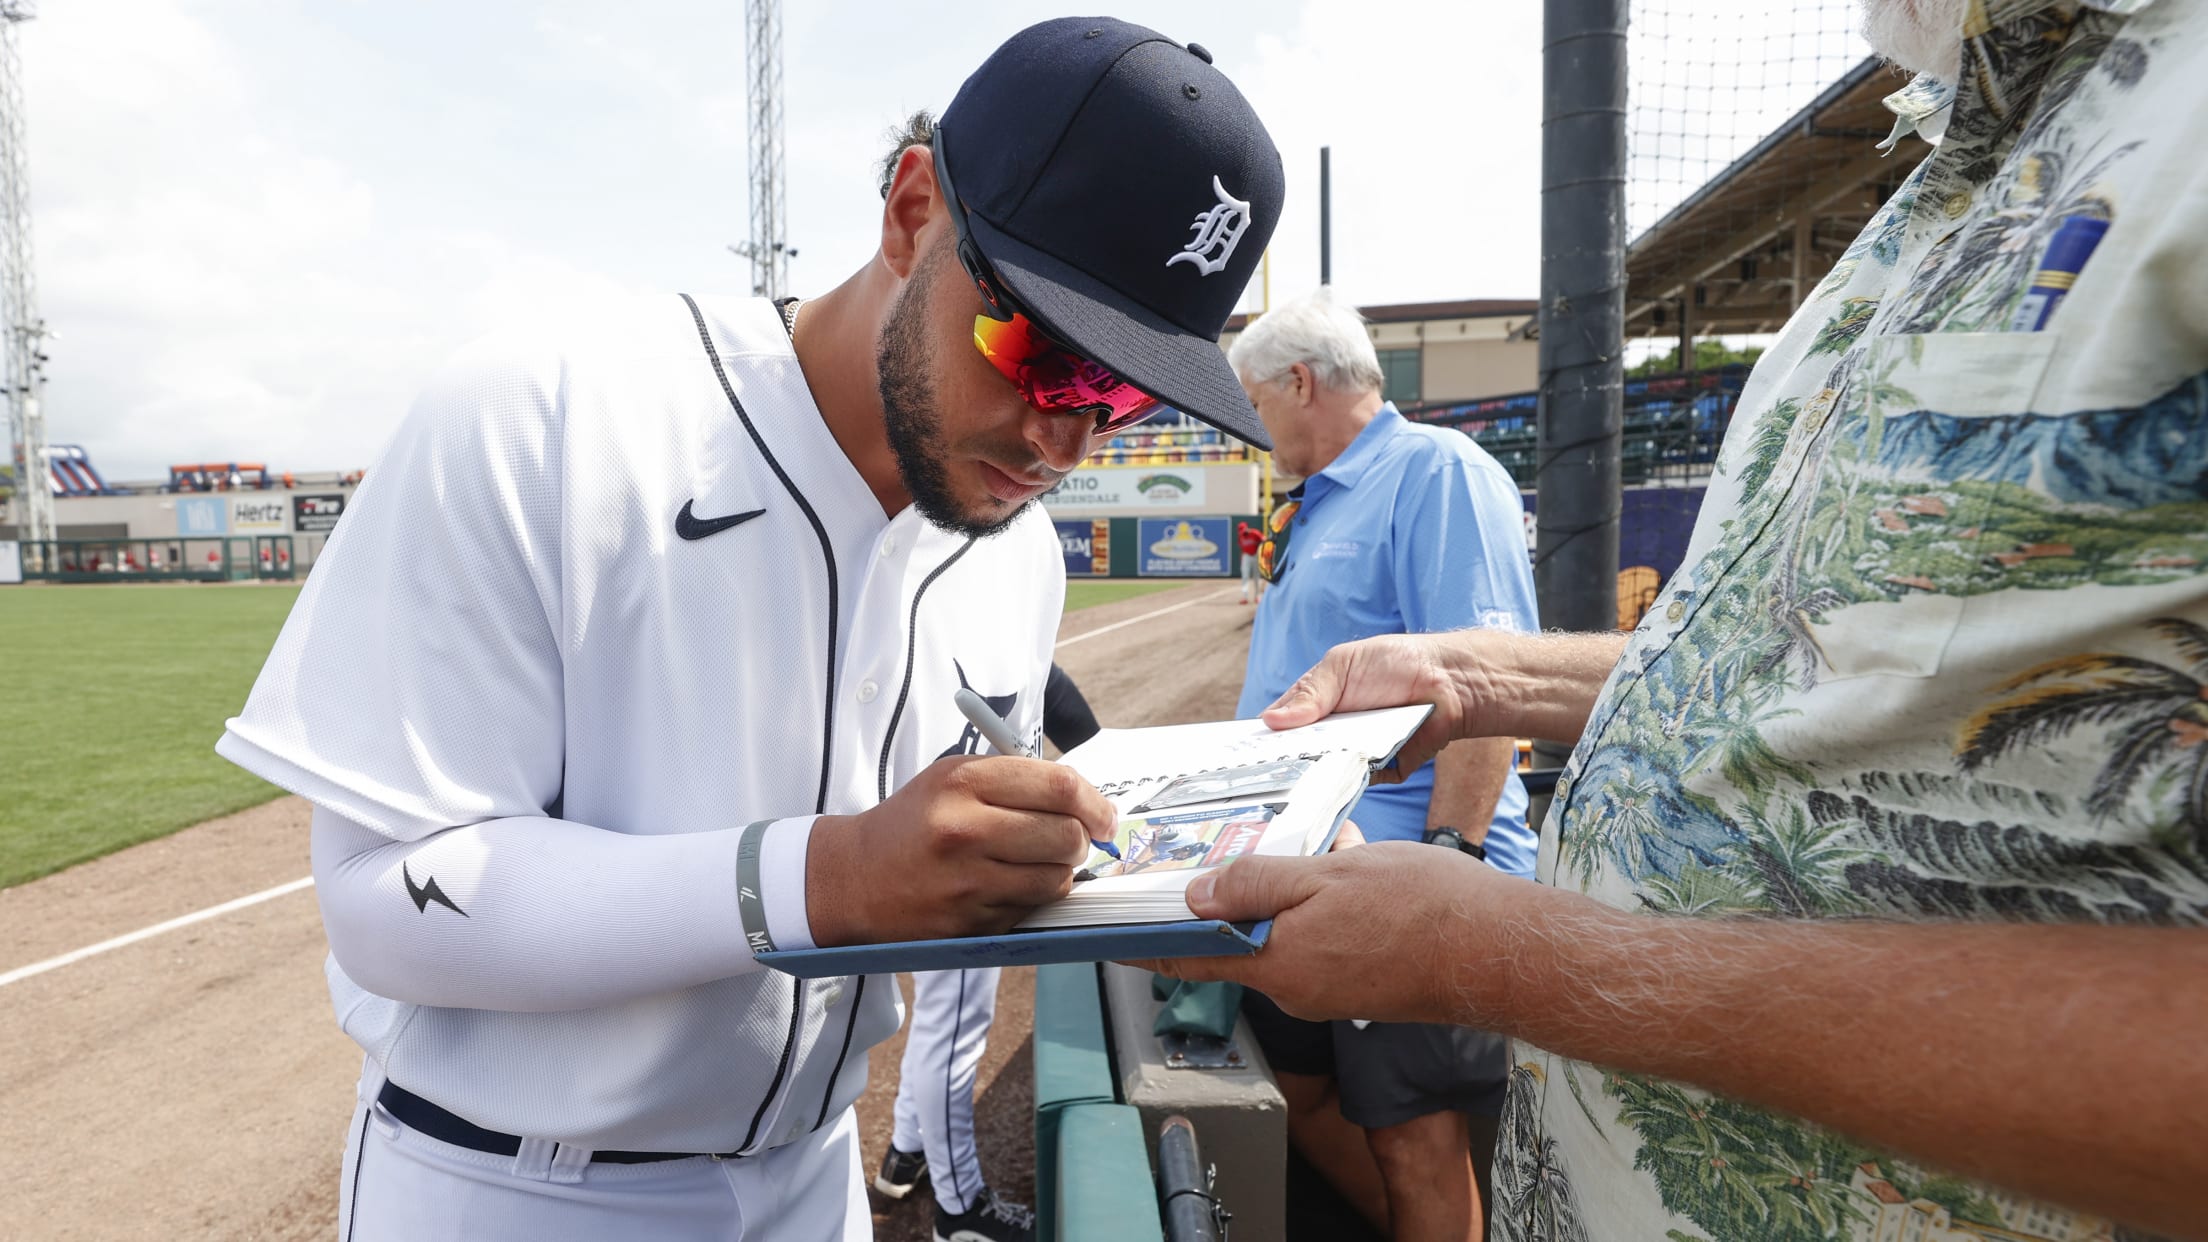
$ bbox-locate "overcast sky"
[20,0,1869,481]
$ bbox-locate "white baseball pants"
[889,967,1001,1215]
[337,1060,869,1241]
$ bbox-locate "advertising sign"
[232,496,288,533]
[1137,517,1231,577]
[1521,484,1705,581]
[177,496,227,536]
[0,540,21,584]
[1054,518,1110,578]
[294,493,346,532]
[1045,468,1209,511]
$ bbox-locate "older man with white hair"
[1152,0,2208,1239]
[1229,287,1540,1242]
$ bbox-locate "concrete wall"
[1368,314,1538,404]
[1421,335,1539,401]
[1220,311,1538,406]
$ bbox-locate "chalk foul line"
[1056,587,1236,650]
[0,875,315,989]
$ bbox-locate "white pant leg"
[890,1016,923,1156]
[887,967,1000,1215]
[340,1061,867,1242]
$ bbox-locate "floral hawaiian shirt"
[1497,2,2208,1239]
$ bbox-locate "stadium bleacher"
[1093,413,1255,467]
[1405,363,1750,487]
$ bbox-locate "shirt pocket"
[1799,330,2059,680]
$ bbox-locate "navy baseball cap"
[937,17,1285,448]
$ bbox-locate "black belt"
[375,1081,739,1164]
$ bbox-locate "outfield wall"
[5,486,360,570]
[13,459,1272,590]
[1053,515,1262,579]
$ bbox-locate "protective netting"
[1628,2,1875,242]
[1611,1,1889,621]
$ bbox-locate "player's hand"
[804,755,1118,946]
[1132,841,1552,1026]
[1261,633,1488,782]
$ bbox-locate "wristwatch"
[1423,825,1487,860]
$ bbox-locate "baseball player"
[215,18,1281,1242]
[875,662,1104,1241]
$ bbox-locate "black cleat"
[874,1145,929,1201]
[935,1185,1035,1242]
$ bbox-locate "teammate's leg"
[896,967,1002,1216]
[882,1014,932,1200]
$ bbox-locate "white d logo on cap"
[1166,176,1252,277]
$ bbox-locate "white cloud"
[14,0,1869,481]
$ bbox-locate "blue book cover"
[755,916,1278,978]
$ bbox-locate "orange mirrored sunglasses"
[933,130,1164,437]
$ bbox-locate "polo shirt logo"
[1165,176,1252,276]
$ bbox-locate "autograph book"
[758,705,1431,977]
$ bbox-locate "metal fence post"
[1534,0,1628,765]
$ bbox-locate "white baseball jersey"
[218,294,1062,1155]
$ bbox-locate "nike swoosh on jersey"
[675,499,767,541]
[402,862,470,918]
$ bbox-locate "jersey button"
[821,980,845,1006]
[856,679,879,704]
[879,537,897,559]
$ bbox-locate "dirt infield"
[0,581,1255,1241]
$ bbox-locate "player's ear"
[880,145,940,281]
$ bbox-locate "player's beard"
[1860,0,1969,81]
[876,241,1029,540]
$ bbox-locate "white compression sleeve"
[309,804,813,1012]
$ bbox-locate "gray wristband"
[735,819,776,957]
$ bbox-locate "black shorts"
[1240,989,1511,1131]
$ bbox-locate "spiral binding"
[1093,752,1325,799]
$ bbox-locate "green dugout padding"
[1055,1104,1164,1242]
[1108,520,1138,578]
[1033,962,1118,1235]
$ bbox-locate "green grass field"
[0,577,1198,889]
[0,585,303,889]
[1063,580,1182,611]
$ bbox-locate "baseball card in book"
[754,704,1430,975]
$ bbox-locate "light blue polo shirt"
[1236,404,1539,877]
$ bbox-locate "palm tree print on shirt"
[1959,617,2208,851]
